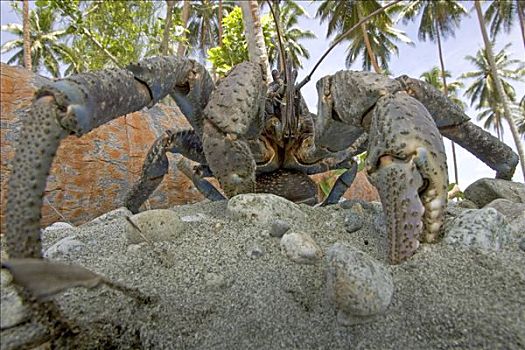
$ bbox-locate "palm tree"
[460,43,524,141]
[516,95,525,139]
[399,0,467,185]
[1,6,77,77]
[484,0,525,50]
[22,0,31,70]
[160,0,176,55]
[474,0,525,180]
[186,0,234,61]
[239,0,271,80]
[316,0,412,73]
[177,0,191,57]
[420,67,466,110]
[265,1,316,70]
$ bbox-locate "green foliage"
[419,67,466,110]
[399,0,467,42]
[316,0,413,72]
[207,6,274,76]
[33,0,174,72]
[265,1,316,69]
[1,3,76,77]
[460,43,525,139]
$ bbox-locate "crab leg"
[202,62,267,196]
[320,161,358,206]
[366,92,448,264]
[5,56,208,258]
[125,128,219,213]
[397,75,518,180]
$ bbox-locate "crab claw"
[366,92,448,264]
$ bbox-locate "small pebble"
[247,244,265,259]
[350,203,365,215]
[325,243,393,325]
[280,232,322,265]
[519,238,525,252]
[270,220,291,238]
[345,216,363,233]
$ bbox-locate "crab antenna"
[296,0,402,91]
[266,0,287,75]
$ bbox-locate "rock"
[42,222,75,233]
[325,243,393,325]
[0,270,30,330]
[227,194,306,227]
[269,220,291,238]
[180,213,207,222]
[519,238,525,252]
[311,170,380,202]
[246,243,265,259]
[125,209,184,243]
[43,236,86,258]
[280,232,322,265]
[85,207,133,227]
[455,199,478,209]
[344,215,363,233]
[0,64,210,234]
[444,208,514,251]
[484,199,525,235]
[464,178,525,208]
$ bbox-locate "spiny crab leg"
[366,92,448,264]
[5,56,202,258]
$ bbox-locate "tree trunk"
[516,0,525,51]
[435,22,459,186]
[218,0,223,47]
[22,0,31,71]
[177,0,191,57]
[356,6,381,74]
[496,116,502,141]
[238,0,271,81]
[475,0,525,180]
[160,0,176,55]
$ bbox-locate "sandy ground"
[2,198,525,350]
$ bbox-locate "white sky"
[1,0,524,188]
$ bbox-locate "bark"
[218,0,223,47]
[517,0,525,51]
[435,22,459,186]
[177,0,191,57]
[160,0,176,55]
[356,6,381,74]
[22,0,31,70]
[238,0,271,81]
[475,0,525,180]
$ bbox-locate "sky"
[1,0,524,188]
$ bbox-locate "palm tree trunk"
[435,21,459,186]
[160,0,176,55]
[177,0,191,57]
[475,1,525,180]
[356,6,381,74]
[516,0,525,51]
[238,0,271,81]
[496,116,502,141]
[22,0,31,70]
[272,0,285,71]
[218,0,223,47]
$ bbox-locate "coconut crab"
[5,56,518,268]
